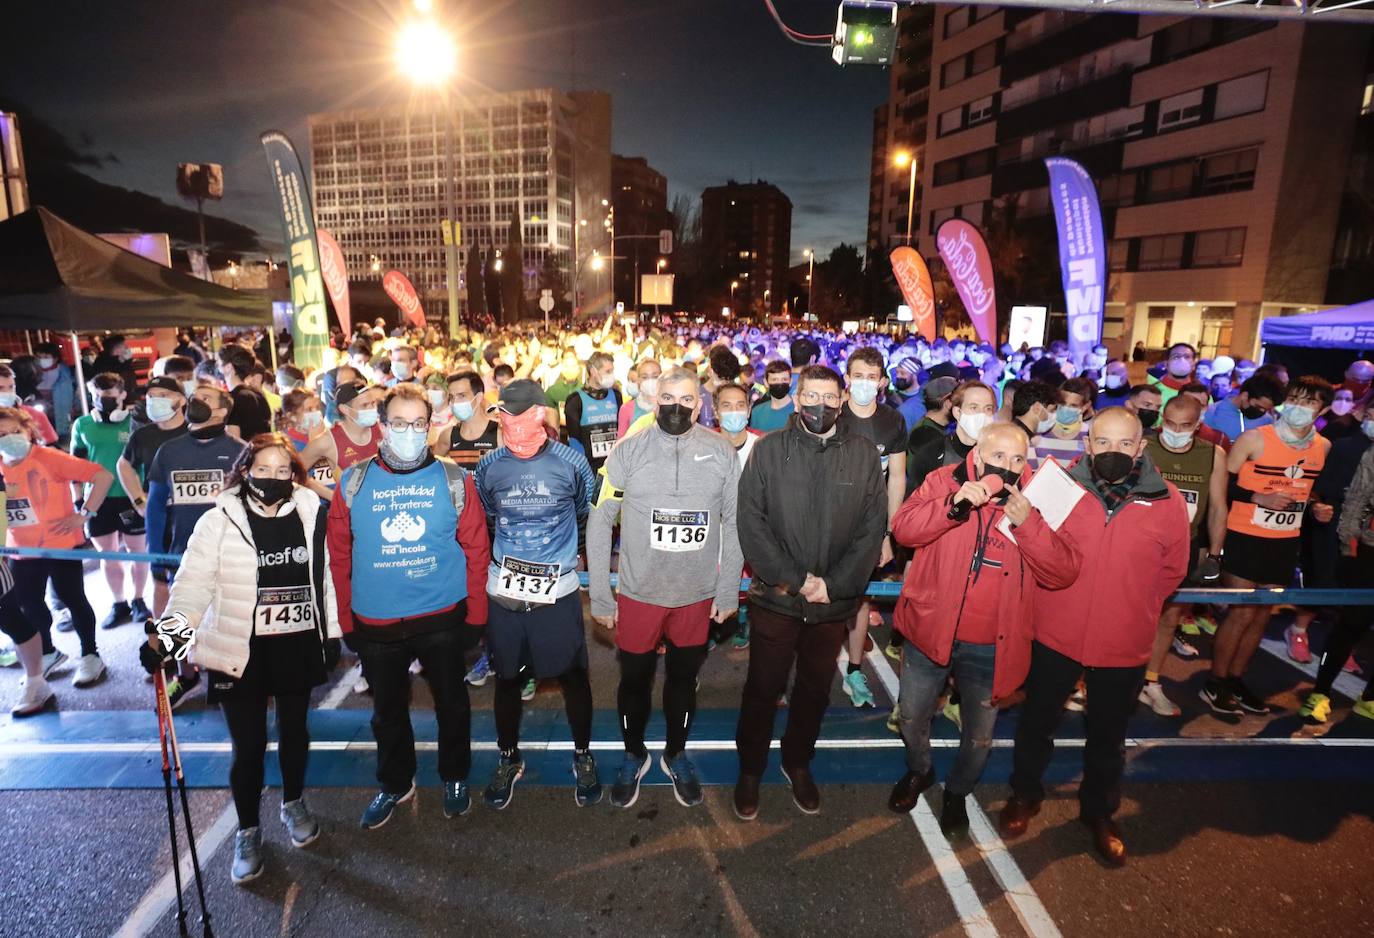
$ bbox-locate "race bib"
[651,509,709,552]
[5,497,37,528]
[1252,502,1303,533]
[1180,489,1198,523]
[309,462,336,486]
[170,469,224,506]
[253,586,315,636]
[494,556,558,604]
[589,427,618,459]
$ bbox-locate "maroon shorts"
[615,595,712,654]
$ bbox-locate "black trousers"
[220,692,310,830]
[493,666,593,755]
[1313,545,1374,699]
[1009,640,1145,822]
[354,626,471,794]
[617,643,709,760]
[9,558,96,656]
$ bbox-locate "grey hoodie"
[587,422,743,618]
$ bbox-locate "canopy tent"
[0,206,271,331]
[1259,300,1374,383]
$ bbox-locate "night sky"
[1,0,889,262]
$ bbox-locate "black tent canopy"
[0,206,271,331]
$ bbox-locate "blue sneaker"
[360,782,415,829]
[484,753,525,810]
[610,751,652,809]
[660,751,703,807]
[443,780,471,818]
[464,653,491,687]
[573,750,602,807]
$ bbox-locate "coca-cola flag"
[382,270,426,329]
[316,230,351,337]
[889,246,937,343]
[936,219,997,345]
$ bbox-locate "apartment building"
[701,180,792,315]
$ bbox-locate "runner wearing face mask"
[1094,363,1130,410]
[117,377,189,618]
[618,359,661,436]
[1148,343,1197,406]
[1124,385,1163,434]
[564,351,622,473]
[0,364,57,445]
[1010,381,1058,470]
[907,381,996,495]
[1032,377,1096,469]
[587,367,742,809]
[1207,376,1334,715]
[1203,374,1283,443]
[749,360,795,432]
[473,379,601,811]
[299,381,385,494]
[435,371,500,467]
[279,389,334,498]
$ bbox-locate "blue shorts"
[486,591,588,681]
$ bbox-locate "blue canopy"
[1259,301,1374,349]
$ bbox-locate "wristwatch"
[77,507,93,519]
[133,495,147,509]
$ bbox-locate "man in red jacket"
[1000,407,1189,866]
[888,422,1080,839]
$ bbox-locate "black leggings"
[494,666,593,756]
[617,643,708,759]
[1313,545,1374,700]
[5,558,96,656]
[220,692,311,830]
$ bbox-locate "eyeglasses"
[387,418,430,432]
[797,390,841,407]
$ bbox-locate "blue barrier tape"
[2,546,1371,606]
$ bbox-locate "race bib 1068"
[170,469,224,506]
[650,508,709,552]
[495,556,558,604]
[254,586,315,636]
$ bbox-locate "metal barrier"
[3,545,1372,607]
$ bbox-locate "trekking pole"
[158,668,215,938]
[153,670,190,938]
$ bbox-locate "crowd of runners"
[0,318,1370,881]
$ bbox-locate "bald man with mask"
[1001,408,1189,867]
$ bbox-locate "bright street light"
[894,149,918,244]
[893,150,912,168]
[395,18,457,87]
[656,259,667,273]
[590,254,605,272]
[492,257,504,273]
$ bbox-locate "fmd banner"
[262,131,328,370]
[1045,156,1105,364]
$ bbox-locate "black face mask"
[893,375,914,392]
[1091,451,1135,484]
[245,476,293,505]
[1136,408,1159,429]
[767,384,790,400]
[186,398,213,425]
[981,464,1021,494]
[1240,404,1267,420]
[656,403,694,436]
[95,397,122,420]
[799,402,841,435]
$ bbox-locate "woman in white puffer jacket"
[141,432,341,886]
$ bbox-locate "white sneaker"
[353,674,370,694]
[41,649,69,679]
[1170,635,1199,659]
[73,653,106,688]
[12,676,54,717]
[1138,681,1181,717]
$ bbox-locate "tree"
[862,247,901,319]
[979,197,1064,340]
[464,245,486,323]
[811,243,865,324]
[501,215,526,324]
[669,193,702,312]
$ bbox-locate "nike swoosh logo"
[694,454,712,462]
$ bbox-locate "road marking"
[1258,636,1365,701]
[911,798,999,938]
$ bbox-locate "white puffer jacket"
[166,485,341,677]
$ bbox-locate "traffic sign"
[659,229,673,254]
[539,290,555,313]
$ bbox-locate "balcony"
[1000,16,1139,86]
[991,138,1126,197]
[997,70,1134,142]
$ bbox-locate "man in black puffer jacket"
[734,364,887,821]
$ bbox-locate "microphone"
[947,474,1005,522]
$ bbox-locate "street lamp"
[803,249,814,319]
[730,280,739,302]
[370,253,381,274]
[656,258,666,273]
[893,150,918,245]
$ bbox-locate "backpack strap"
[436,456,467,515]
[341,456,375,510]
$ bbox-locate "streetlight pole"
[443,95,459,337]
[894,150,918,245]
[803,248,814,320]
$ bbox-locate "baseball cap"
[922,376,959,406]
[1211,355,1236,376]
[335,380,370,407]
[495,379,545,415]
[145,376,184,396]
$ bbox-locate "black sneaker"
[99,601,132,631]
[484,753,524,810]
[1199,680,1242,716]
[660,751,703,808]
[572,750,602,807]
[129,598,153,623]
[939,790,969,840]
[1229,678,1271,715]
[166,672,201,710]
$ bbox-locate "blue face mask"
[452,400,475,421]
[720,411,749,434]
[1362,419,1374,440]
[1055,404,1081,426]
[385,427,428,462]
[848,378,879,407]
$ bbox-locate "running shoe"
[730,621,750,650]
[1178,615,1202,636]
[10,676,54,717]
[409,658,424,676]
[1353,698,1374,721]
[1284,625,1312,665]
[280,798,321,847]
[1065,687,1087,712]
[521,678,537,701]
[464,653,491,687]
[443,781,472,819]
[942,699,962,731]
[360,782,415,829]
[231,827,264,884]
[353,673,370,695]
[661,751,704,807]
[842,670,875,708]
[883,640,902,663]
[99,601,131,631]
[610,751,652,808]
[572,750,602,807]
[1138,682,1181,717]
[73,653,106,688]
[868,609,884,628]
[165,672,200,710]
[1344,655,1363,676]
[886,705,901,735]
[1229,678,1270,715]
[40,649,68,679]
[1193,614,1219,636]
[1298,691,1332,725]
[484,754,524,810]
[0,643,18,668]
[54,610,74,633]
[1199,681,1243,716]
[1171,635,1200,659]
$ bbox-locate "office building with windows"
[309,88,611,324]
[701,180,792,316]
[611,154,671,307]
[911,10,1368,358]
